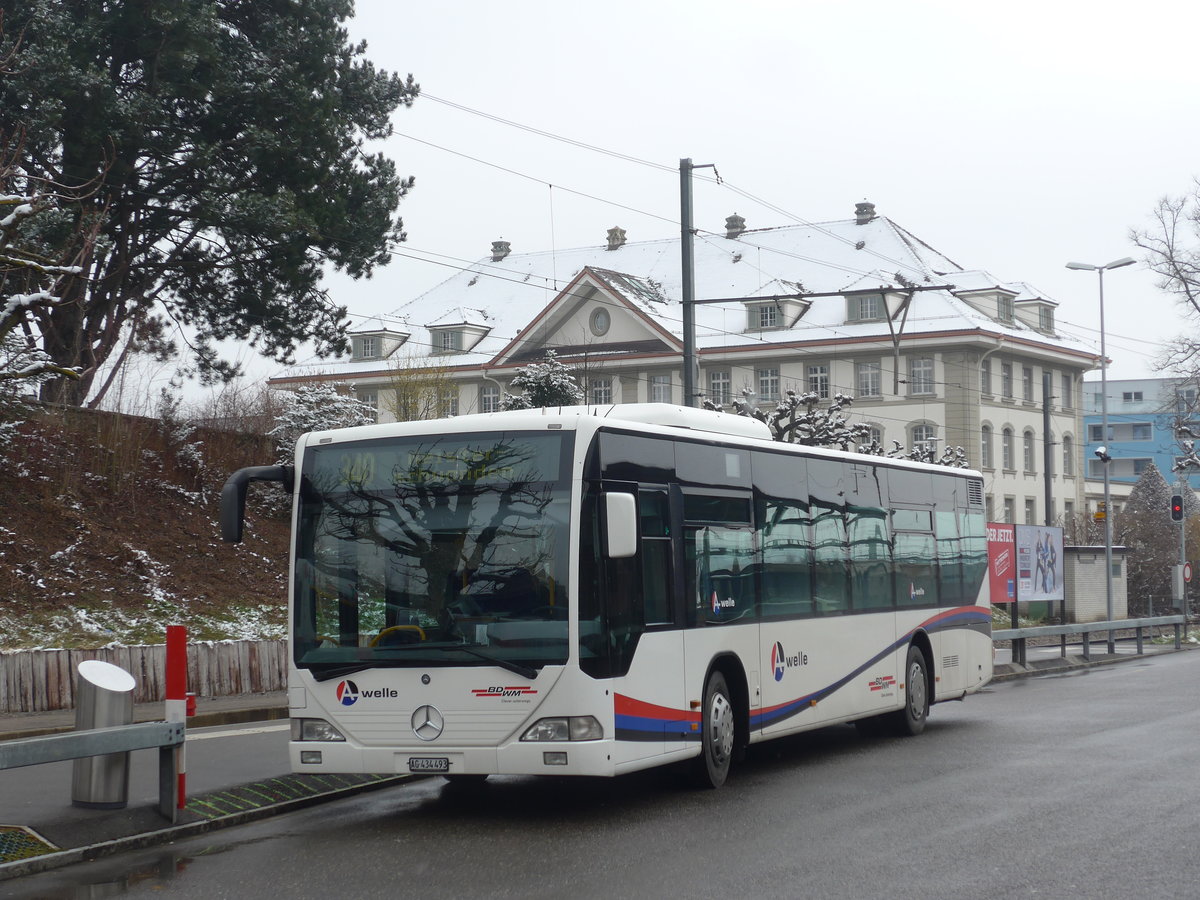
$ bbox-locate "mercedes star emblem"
[411,704,444,741]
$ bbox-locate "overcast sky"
[287,0,1200,388]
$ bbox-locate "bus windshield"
[293,430,573,677]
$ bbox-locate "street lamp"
[1067,256,1136,653]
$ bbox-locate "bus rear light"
[520,716,603,742]
[292,718,347,742]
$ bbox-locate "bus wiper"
[456,645,538,680]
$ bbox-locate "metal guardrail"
[993,614,1188,666]
[0,722,185,822]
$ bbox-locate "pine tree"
[0,0,418,405]
[268,383,374,464]
[500,351,584,410]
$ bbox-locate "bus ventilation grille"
[967,479,984,507]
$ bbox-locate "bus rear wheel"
[692,670,735,789]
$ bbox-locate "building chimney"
[725,213,746,239]
[606,226,626,251]
[854,201,876,225]
[490,240,511,262]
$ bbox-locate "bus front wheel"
[892,644,930,736]
[693,670,735,789]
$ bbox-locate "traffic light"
[1170,494,1184,522]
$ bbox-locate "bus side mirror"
[220,465,294,543]
[604,492,638,559]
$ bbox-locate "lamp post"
[1067,256,1136,653]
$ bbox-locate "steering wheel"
[371,624,427,646]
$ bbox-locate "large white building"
[272,202,1099,525]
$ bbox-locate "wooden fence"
[0,640,288,714]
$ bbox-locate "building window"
[1176,387,1197,412]
[1025,498,1036,525]
[1063,435,1074,476]
[1088,424,1112,443]
[998,295,1014,322]
[1022,366,1034,402]
[807,364,829,400]
[1002,427,1014,470]
[911,423,936,453]
[1131,423,1152,441]
[1061,373,1073,409]
[650,374,672,403]
[1001,362,1013,399]
[867,425,882,447]
[1133,458,1151,475]
[437,330,463,353]
[1003,496,1016,524]
[590,378,613,405]
[856,361,881,398]
[480,384,500,413]
[1023,430,1036,473]
[981,359,992,397]
[756,305,778,329]
[708,370,731,406]
[1065,500,1075,520]
[849,294,883,321]
[1039,306,1055,332]
[981,425,993,469]
[908,357,934,395]
[357,390,378,422]
[357,336,378,359]
[439,389,458,417]
[757,368,780,402]
[1122,391,1143,403]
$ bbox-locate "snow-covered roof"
[277,212,1093,380]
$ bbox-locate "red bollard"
[165,625,188,809]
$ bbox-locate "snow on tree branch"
[709,387,968,466]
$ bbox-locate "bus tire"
[692,670,735,789]
[891,644,930,736]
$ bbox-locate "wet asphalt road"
[12,652,1200,900]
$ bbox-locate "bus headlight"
[291,718,346,742]
[520,716,603,742]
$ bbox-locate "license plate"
[408,757,450,773]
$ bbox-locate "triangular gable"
[490,266,682,366]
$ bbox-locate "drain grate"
[186,773,402,820]
[0,825,59,863]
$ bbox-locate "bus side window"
[639,491,673,626]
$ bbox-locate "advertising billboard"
[1014,524,1064,602]
[986,522,1016,605]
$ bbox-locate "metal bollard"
[71,660,137,809]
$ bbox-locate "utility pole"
[1043,372,1054,525]
[680,159,698,407]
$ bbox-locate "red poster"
[986,522,1016,605]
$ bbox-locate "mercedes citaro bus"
[221,404,992,788]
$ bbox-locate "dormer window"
[1039,306,1054,332]
[437,330,463,353]
[848,293,884,322]
[357,335,379,359]
[998,295,1014,322]
[757,305,778,329]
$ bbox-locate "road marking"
[187,723,290,742]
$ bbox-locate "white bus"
[221,404,992,788]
